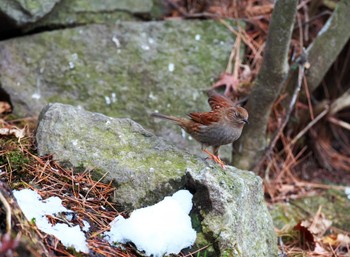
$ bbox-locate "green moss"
[0,136,31,172]
[6,150,29,170]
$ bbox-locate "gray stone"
[0,0,156,33]
[35,103,277,257]
[186,170,277,257]
[24,0,155,31]
[0,0,60,26]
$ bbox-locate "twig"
[295,181,347,191]
[329,88,350,115]
[233,29,241,81]
[289,106,329,146]
[303,75,314,120]
[219,19,259,56]
[181,244,210,257]
[84,171,110,201]
[225,44,236,74]
[328,116,350,131]
[279,237,287,257]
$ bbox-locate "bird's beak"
[243,119,249,124]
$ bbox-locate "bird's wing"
[207,90,234,110]
[188,111,220,125]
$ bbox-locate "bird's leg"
[202,146,226,169]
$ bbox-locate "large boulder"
[36,103,277,257]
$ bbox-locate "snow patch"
[13,189,89,253]
[104,190,196,257]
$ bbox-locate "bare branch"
[329,88,350,115]
[306,0,350,92]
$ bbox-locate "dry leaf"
[308,213,332,238]
[337,234,350,247]
[322,234,338,246]
[313,242,328,255]
[0,127,25,141]
[0,101,12,114]
[212,72,239,96]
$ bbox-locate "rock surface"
[24,0,156,31]
[0,0,60,26]
[0,20,233,119]
[0,0,157,35]
[36,103,277,257]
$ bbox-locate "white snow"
[104,190,196,257]
[13,189,89,253]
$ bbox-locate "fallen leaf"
[308,212,332,238]
[322,234,337,246]
[313,242,328,255]
[337,233,350,247]
[211,72,239,97]
[0,127,25,141]
[0,101,12,114]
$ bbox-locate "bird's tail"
[151,112,182,123]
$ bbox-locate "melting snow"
[13,189,89,253]
[104,190,196,257]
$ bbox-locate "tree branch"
[306,0,350,93]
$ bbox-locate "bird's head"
[232,106,249,125]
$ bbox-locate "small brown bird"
[151,90,248,168]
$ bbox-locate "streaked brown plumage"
[151,90,248,167]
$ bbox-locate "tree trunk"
[232,0,298,170]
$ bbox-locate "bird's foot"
[202,149,226,169]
